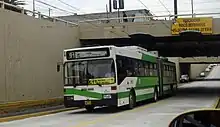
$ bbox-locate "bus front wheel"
[85,106,94,112]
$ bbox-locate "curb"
[0,107,78,123]
[0,98,64,115]
[0,98,63,110]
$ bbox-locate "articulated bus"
[62,45,177,111]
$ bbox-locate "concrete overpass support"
[0,9,80,103]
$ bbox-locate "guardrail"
[79,12,220,24]
[0,1,78,26]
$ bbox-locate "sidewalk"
[0,98,63,118]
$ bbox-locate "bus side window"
[149,63,153,76]
[144,62,149,76]
[153,63,157,76]
[163,65,166,76]
[138,61,145,76]
[116,59,124,84]
[126,58,134,76]
[116,56,131,84]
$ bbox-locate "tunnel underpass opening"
[178,62,220,82]
[179,63,191,78]
[181,62,220,82]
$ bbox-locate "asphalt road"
[1,67,220,127]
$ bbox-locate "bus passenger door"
[157,59,163,96]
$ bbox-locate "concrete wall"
[190,64,209,79]
[79,18,220,39]
[79,20,172,39]
[0,20,6,103]
[179,57,220,63]
[0,9,80,103]
[58,9,153,23]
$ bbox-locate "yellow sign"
[88,78,115,85]
[171,17,213,35]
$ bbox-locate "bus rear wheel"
[128,90,136,109]
[171,84,177,95]
[85,106,94,112]
[153,87,158,102]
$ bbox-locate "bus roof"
[64,45,115,51]
[64,45,158,57]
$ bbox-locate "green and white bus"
[62,45,177,111]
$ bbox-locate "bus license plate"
[85,101,91,105]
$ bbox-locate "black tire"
[170,85,174,95]
[64,102,71,108]
[171,84,177,95]
[128,90,136,109]
[85,106,94,112]
[153,87,158,102]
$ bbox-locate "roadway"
[206,65,220,79]
[1,67,220,127]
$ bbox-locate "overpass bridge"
[79,15,220,57]
[79,14,220,39]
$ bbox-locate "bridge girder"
[81,33,220,57]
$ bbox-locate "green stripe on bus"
[142,54,157,63]
[136,77,158,87]
[134,85,156,90]
[136,93,154,102]
[118,91,130,99]
[64,88,102,99]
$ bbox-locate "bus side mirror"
[57,62,63,72]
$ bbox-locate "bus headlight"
[103,94,112,99]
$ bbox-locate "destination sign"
[66,48,110,60]
[171,17,213,35]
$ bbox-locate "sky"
[23,0,220,17]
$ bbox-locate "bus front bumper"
[64,94,117,108]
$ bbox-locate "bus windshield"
[65,59,115,85]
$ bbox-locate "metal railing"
[0,1,78,26]
[79,12,220,24]
[2,1,219,26]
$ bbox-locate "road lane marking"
[72,99,168,127]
